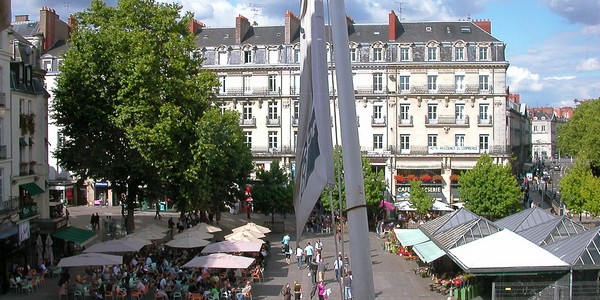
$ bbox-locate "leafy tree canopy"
[409,180,434,216]
[251,160,294,222]
[458,153,522,219]
[557,99,600,172]
[558,157,600,217]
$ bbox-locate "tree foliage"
[251,160,294,222]
[557,99,600,171]
[322,146,386,223]
[559,157,600,217]
[51,0,251,231]
[458,153,522,218]
[409,180,434,216]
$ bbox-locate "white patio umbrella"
[201,241,263,254]
[58,253,123,267]
[224,231,265,243]
[182,253,255,269]
[432,200,454,211]
[44,235,54,266]
[232,222,271,234]
[145,224,170,233]
[84,238,147,253]
[120,236,152,246]
[193,223,222,234]
[174,230,213,241]
[128,229,167,240]
[166,236,211,249]
[36,235,43,264]
[394,201,416,211]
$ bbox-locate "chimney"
[68,14,78,32]
[189,19,205,35]
[40,7,58,51]
[15,15,29,22]
[472,19,491,34]
[235,14,251,44]
[388,10,401,41]
[284,11,300,44]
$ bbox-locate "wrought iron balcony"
[477,116,493,126]
[239,117,256,127]
[398,116,413,127]
[371,115,387,127]
[292,117,299,127]
[425,115,470,126]
[266,116,281,127]
[0,197,19,218]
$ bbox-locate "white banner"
[293,0,334,242]
[428,146,479,154]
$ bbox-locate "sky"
[10,0,600,108]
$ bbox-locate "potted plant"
[432,175,443,182]
[420,174,432,182]
[406,174,417,181]
[394,174,406,183]
[450,174,460,183]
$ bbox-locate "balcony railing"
[251,146,295,154]
[239,117,256,127]
[425,115,470,126]
[371,116,387,127]
[355,86,386,95]
[0,197,19,218]
[477,116,493,126]
[19,162,29,176]
[398,116,413,127]
[489,145,510,154]
[290,87,300,95]
[292,117,299,127]
[266,116,281,127]
[223,88,253,96]
[411,84,480,95]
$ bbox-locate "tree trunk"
[125,181,140,234]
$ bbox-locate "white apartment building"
[530,110,557,163]
[196,11,529,202]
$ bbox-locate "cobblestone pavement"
[1,205,446,299]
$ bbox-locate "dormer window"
[242,45,254,64]
[478,43,490,61]
[453,41,466,61]
[349,42,360,62]
[267,47,279,64]
[43,59,52,72]
[399,45,411,61]
[426,41,439,61]
[371,42,385,62]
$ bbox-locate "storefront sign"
[397,185,442,194]
[95,182,109,187]
[18,221,30,243]
[428,146,479,154]
[19,203,38,219]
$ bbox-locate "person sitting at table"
[236,281,252,300]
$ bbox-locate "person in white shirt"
[296,246,304,269]
[145,255,153,266]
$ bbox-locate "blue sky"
[11,0,600,108]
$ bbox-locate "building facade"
[196,11,527,202]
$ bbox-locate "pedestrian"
[282,233,291,254]
[285,246,292,265]
[154,200,162,220]
[333,255,344,282]
[296,245,304,269]
[90,213,95,230]
[343,271,352,300]
[316,257,325,283]
[314,238,322,255]
[317,280,326,300]
[168,217,175,236]
[65,208,70,224]
[304,242,314,266]
[281,282,292,300]
[246,203,251,219]
[293,281,302,300]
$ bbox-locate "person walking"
[293,281,302,300]
[343,271,353,300]
[154,200,162,220]
[310,258,319,285]
[90,213,95,230]
[304,242,314,266]
[280,282,292,300]
[296,245,304,269]
[333,255,344,282]
[316,257,325,283]
[316,280,326,300]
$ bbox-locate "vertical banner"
[293,0,334,241]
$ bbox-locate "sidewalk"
[1,205,445,299]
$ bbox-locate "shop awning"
[52,226,97,247]
[20,182,45,196]
[413,241,446,263]
[394,229,429,247]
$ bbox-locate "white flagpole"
[330,0,376,299]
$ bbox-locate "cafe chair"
[21,281,33,294]
[9,278,20,293]
[74,290,84,300]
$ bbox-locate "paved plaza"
[1,204,446,299]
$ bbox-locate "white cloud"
[576,58,600,72]
[543,75,575,81]
[583,25,600,35]
[507,66,543,92]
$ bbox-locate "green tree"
[322,146,386,224]
[251,160,294,223]
[458,153,522,219]
[558,157,600,218]
[557,99,600,171]
[409,180,434,216]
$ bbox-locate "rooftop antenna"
[395,2,406,20]
[249,3,261,25]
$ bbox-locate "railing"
[251,147,295,154]
[292,117,299,127]
[239,117,256,127]
[489,145,510,154]
[0,197,19,217]
[354,86,386,94]
[290,87,299,95]
[425,115,469,126]
[398,116,413,126]
[411,84,480,94]
[266,116,281,127]
[371,115,387,126]
[223,88,254,96]
[477,116,493,125]
[0,92,6,107]
[19,162,29,176]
